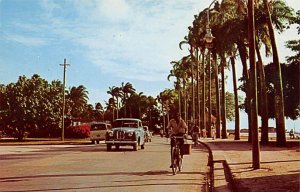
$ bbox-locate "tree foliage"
[0,75,63,140]
[264,62,300,120]
[0,74,102,140]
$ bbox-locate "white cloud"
[99,0,130,21]
[4,34,48,46]
[60,0,201,81]
[39,0,61,19]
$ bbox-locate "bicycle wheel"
[171,147,178,175]
[178,151,183,172]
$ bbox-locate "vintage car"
[143,126,152,142]
[90,122,112,144]
[105,118,145,151]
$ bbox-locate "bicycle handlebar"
[171,135,185,139]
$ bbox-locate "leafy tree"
[0,75,63,140]
[264,62,300,120]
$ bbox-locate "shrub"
[65,124,90,138]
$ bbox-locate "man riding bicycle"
[166,113,187,168]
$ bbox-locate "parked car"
[105,118,145,151]
[90,122,112,144]
[143,126,152,142]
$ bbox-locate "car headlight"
[108,132,113,137]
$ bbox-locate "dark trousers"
[170,133,184,160]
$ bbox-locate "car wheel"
[107,144,112,151]
[115,145,120,150]
[91,140,95,144]
[96,140,100,144]
[133,143,138,151]
[141,143,145,150]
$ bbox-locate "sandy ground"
[205,138,300,192]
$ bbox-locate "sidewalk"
[202,138,300,192]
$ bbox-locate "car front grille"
[114,130,126,140]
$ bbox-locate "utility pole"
[60,58,70,141]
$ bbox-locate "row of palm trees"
[165,0,297,147]
[105,82,158,125]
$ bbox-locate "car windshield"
[113,120,139,128]
[91,124,107,131]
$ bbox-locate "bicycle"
[170,135,184,175]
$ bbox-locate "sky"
[0,0,299,131]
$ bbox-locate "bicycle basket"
[181,144,191,155]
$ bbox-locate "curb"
[198,140,238,192]
[198,141,214,192]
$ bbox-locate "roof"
[114,118,142,122]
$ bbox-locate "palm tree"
[112,86,121,119]
[95,102,104,121]
[170,56,192,123]
[107,86,116,120]
[230,54,241,140]
[213,51,221,138]
[158,89,177,130]
[68,85,89,120]
[261,0,292,147]
[146,96,157,128]
[248,0,261,169]
[121,82,136,118]
[220,56,227,139]
[255,37,269,144]
[168,62,183,116]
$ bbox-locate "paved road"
[0,136,209,192]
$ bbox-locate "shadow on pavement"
[233,173,300,192]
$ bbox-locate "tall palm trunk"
[231,56,240,140]
[196,49,201,129]
[207,49,212,138]
[213,52,221,138]
[190,47,195,125]
[255,39,269,144]
[221,56,227,139]
[116,97,119,119]
[124,97,127,118]
[162,104,166,133]
[263,0,286,147]
[184,80,187,123]
[248,0,260,169]
[237,40,252,142]
[178,82,181,115]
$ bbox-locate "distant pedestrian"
[160,128,164,137]
[289,129,295,139]
[202,129,207,138]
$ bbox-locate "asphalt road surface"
[0,136,209,192]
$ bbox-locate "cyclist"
[167,112,187,168]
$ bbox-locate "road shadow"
[231,172,300,192]
[228,159,300,167]
[0,169,205,181]
[207,140,300,152]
